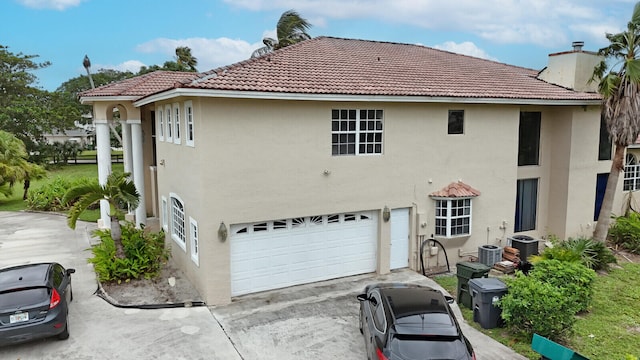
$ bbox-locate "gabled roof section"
[179,36,601,101]
[80,71,199,99]
[430,181,481,198]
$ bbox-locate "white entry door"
[230,211,378,296]
[390,208,409,269]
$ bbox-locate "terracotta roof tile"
[80,71,199,99]
[182,36,601,101]
[430,181,481,198]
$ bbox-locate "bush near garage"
[609,212,640,254]
[89,222,169,283]
[499,259,596,341]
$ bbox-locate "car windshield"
[0,288,49,308]
[389,334,467,360]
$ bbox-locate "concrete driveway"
[0,211,526,360]
[0,211,239,360]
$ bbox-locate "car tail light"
[375,348,388,360]
[49,288,61,309]
[472,351,477,360]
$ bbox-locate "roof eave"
[134,88,603,107]
[80,95,140,105]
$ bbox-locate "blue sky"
[1,0,636,91]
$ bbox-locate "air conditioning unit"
[507,235,539,261]
[478,245,502,267]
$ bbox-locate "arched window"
[170,194,186,251]
[624,153,640,191]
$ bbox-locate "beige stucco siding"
[152,97,609,305]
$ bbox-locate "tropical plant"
[592,2,640,242]
[175,46,198,72]
[63,171,139,258]
[251,10,312,58]
[532,236,617,271]
[609,212,640,253]
[0,130,44,198]
[89,223,169,282]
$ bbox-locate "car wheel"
[70,284,74,302]
[57,321,70,340]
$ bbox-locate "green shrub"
[500,272,578,341]
[609,212,640,254]
[499,259,596,341]
[27,176,94,211]
[529,259,596,312]
[534,236,616,271]
[89,222,169,283]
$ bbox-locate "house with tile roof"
[81,37,619,305]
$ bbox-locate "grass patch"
[0,163,124,222]
[433,265,640,359]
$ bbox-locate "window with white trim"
[189,217,199,266]
[434,198,472,237]
[165,105,173,142]
[624,153,640,191]
[332,109,383,156]
[158,108,164,141]
[171,195,186,251]
[185,101,195,147]
[173,103,181,144]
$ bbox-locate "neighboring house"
[43,128,94,148]
[81,37,620,306]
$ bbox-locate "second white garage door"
[230,211,378,296]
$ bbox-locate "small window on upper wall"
[598,114,612,161]
[158,108,164,141]
[185,101,195,147]
[173,103,181,145]
[165,105,173,142]
[448,110,464,135]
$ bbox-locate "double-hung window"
[331,109,383,156]
[185,101,195,147]
[170,194,186,251]
[518,112,541,166]
[173,103,181,144]
[434,198,472,237]
[157,108,164,141]
[165,105,173,142]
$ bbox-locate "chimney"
[537,41,601,92]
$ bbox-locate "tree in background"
[592,1,640,241]
[0,45,81,153]
[0,130,44,198]
[251,10,312,58]
[175,46,198,72]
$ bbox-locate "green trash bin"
[456,261,490,309]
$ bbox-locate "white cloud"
[222,0,630,48]
[433,41,498,61]
[17,0,83,10]
[136,37,265,71]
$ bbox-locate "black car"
[357,283,475,360]
[0,262,75,346]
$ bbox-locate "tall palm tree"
[63,172,139,258]
[175,46,198,72]
[251,10,312,58]
[592,1,640,242]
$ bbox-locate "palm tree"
[251,10,312,58]
[63,172,139,258]
[592,1,640,242]
[0,130,43,198]
[175,46,198,72]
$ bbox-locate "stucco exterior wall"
[152,97,609,305]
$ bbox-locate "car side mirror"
[66,269,76,275]
[356,293,368,302]
[444,295,455,304]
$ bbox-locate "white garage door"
[390,208,410,269]
[230,211,378,296]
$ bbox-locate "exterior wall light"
[218,222,228,242]
[383,206,391,222]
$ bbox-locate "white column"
[130,120,147,228]
[95,119,112,228]
[121,121,133,175]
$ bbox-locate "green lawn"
[433,264,640,359]
[0,163,124,222]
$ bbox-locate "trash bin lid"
[468,277,507,292]
[456,261,491,271]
